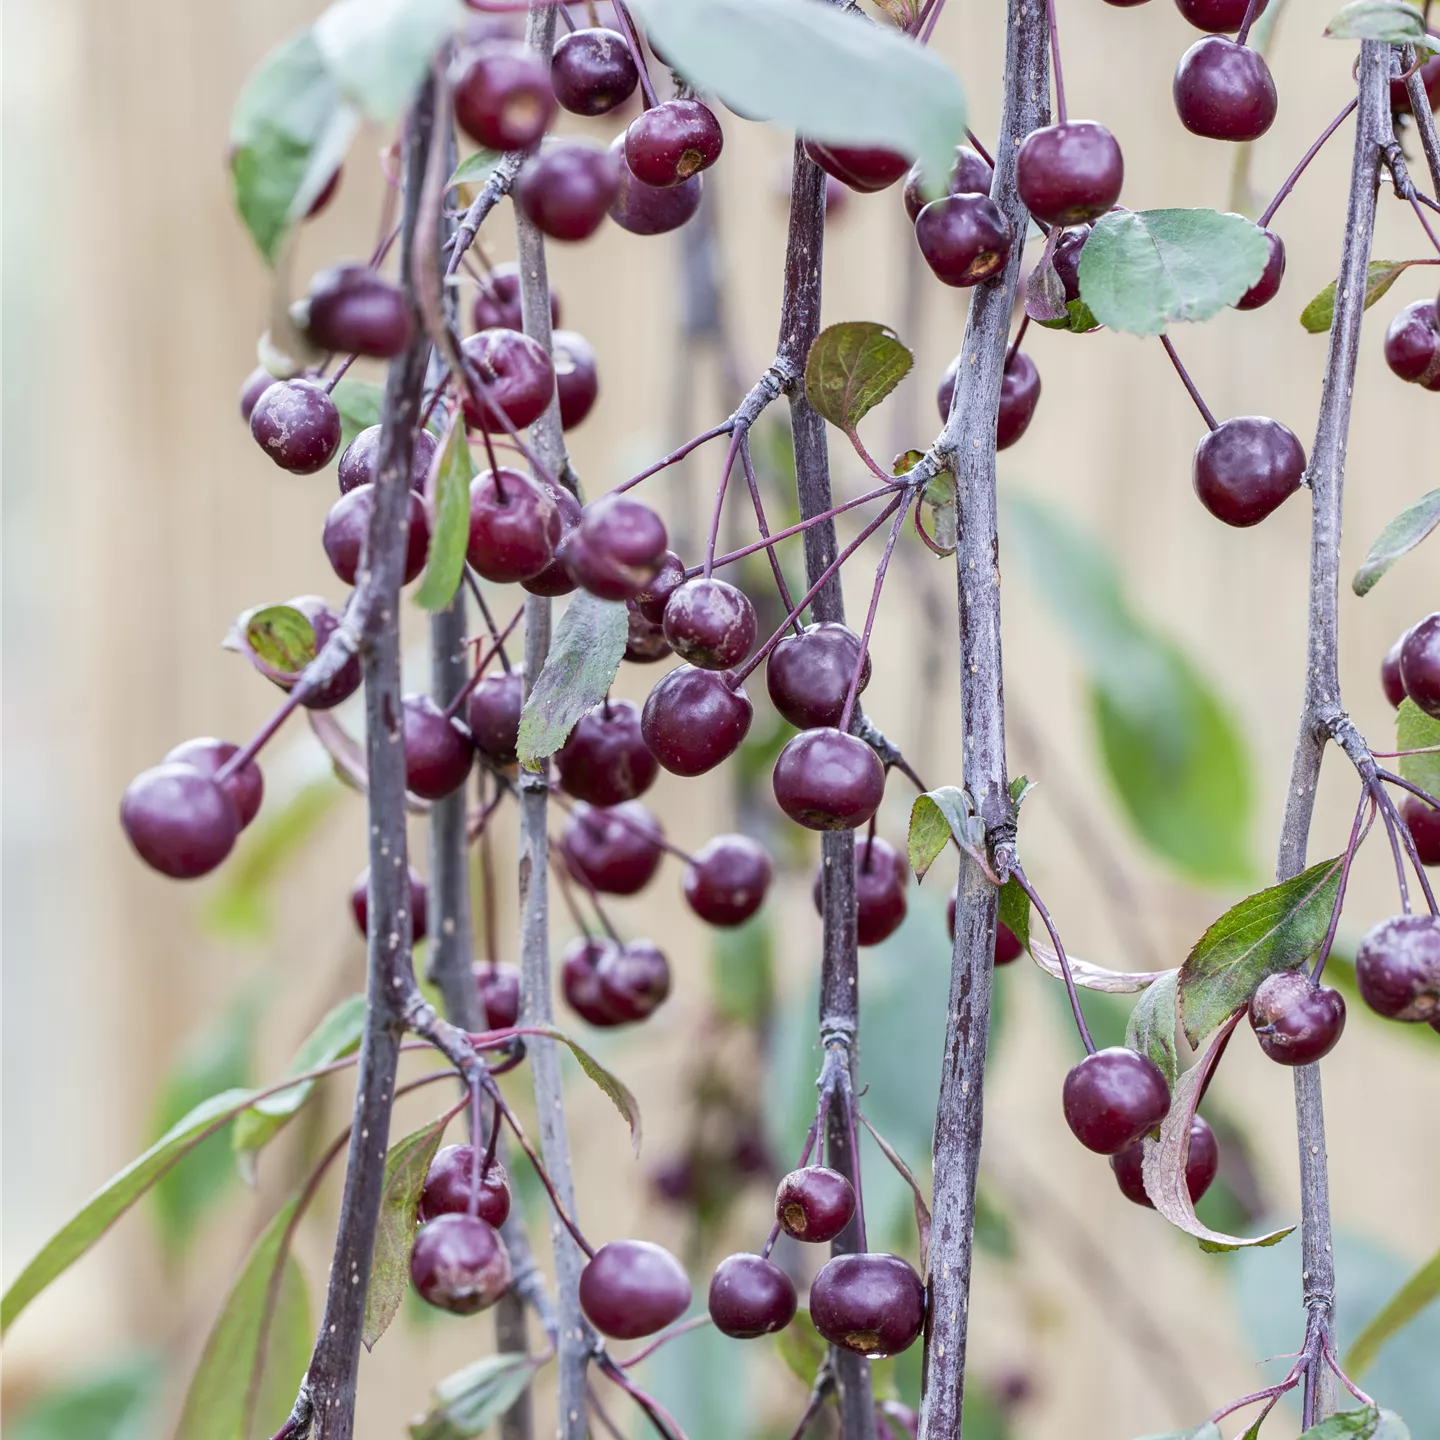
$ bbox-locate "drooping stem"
[1159,334,1219,430]
[1257,98,1357,228]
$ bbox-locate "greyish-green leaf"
[245,605,318,676]
[330,377,385,446]
[908,785,970,880]
[1396,698,1440,801]
[1077,209,1269,335]
[448,149,501,188]
[1178,854,1343,1046]
[627,0,967,188]
[1324,0,1426,41]
[414,413,474,611]
[1125,969,1180,1089]
[408,1354,537,1440]
[530,1023,642,1153]
[1353,488,1440,596]
[1297,1407,1383,1440]
[313,0,461,123]
[516,592,628,769]
[805,321,914,433]
[1300,260,1417,334]
[1344,1246,1440,1378]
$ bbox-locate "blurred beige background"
[4,0,1439,1436]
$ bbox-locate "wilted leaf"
[916,471,957,556]
[1125,969,1180,1089]
[1300,260,1416,334]
[530,1023,642,1153]
[1396,699,1440,801]
[414,412,474,611]
[1353,488,1440,596]
[409,1354,537,1440]
[1324,0,1426,41]
[858,1114,931,1274]
[313,0,461,123]
[908,786,971,880]
[805,321,914,432]
[1345,1248,1440,1377]
[1027,935,1168,994]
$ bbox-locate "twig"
[1406,52,1440,196]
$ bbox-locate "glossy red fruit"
[776,1166,856,1243]
[560,800,665,894]
[625,99,724,187]
[475,961,521,1029]
[553,330,598,429]
[915,194,1014,287]
[579,1239,692,1340]
[120,764,239,879]
[1174,38,1277,142]
[250,379,342,474]
[419,1145,512,1227]
[903,146,994,223]
[410,1214,512,1314]
[1399,613,1440,718]
[473,260,561,334]
[562,937,626,1026]
[766,623,871,730]
[467,468,562,583]
[1391,53,1440,112]
[1235,230,1286,311]
[804,140,911,194]
[337,424,439,495]
[1192,416,1305,526]
[663,578,757,670]
[461,329,555,433]
[402,695,474,800]
[350,865,429,941]
[1401,795,1440,867]
[1356,913,1440,1020]
[609,142,704,235]
[1248,970,1346,1065]
[813,836,908,946]
[938,350,1043,447]
[555,699,658,807]
[561,494,669,601]
[683,834,773,927]
[642,666,753,775]
[1175,0,1269,30]
[551,28,638,116]
[163,738,263,830]
[1110,1115,1218,1207]
[1382,636,1409,709]
[1062,1048,1171,1154]
[1383,300,1440,387]
[634,551,686,624]
[523,480,582,598]
[240,368,276,422]
[809,1253,926,1357]
[453,42,557,152]
[467,672,525,765]
[1016,121,1124,225]
[709,1253,797,1338]
[595,939,672,1022]
[323,484,430,586]
[514,141,620,242]
[304,264,411,358]
[773,729,885,832]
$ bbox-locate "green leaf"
[1396,698,1440,801]
[449,150,501,188]
[996,876,1031,952]
[233,996,367,1175]
[174,1196,311,1440]
[711,911,775,1026]
[1345,1247,1440,1377]
[313,0,461,123]
[1177,854,1343,1046]
[244,605,318,676]
[1297,1408,1383,1440]
[229,31,358,265]
[414,412,474,610]
[10,1354,161,1440]
[364,1115,451,1349]
[1353,488,1440,596]
[1008,774,1036,813]
[628,0,967,188]
[516,593,629,769]
[1125,969,1180,1089]
[908,785,971,881]
[331,377,385,446]
[1077,209,1269,336]
[774,1307,827,1385]
[804,321,914,433]
[1324,0,1426,41]
[1300,260,1417,334]
[531,1023,642,1154]
[916,469,957,556]
[409,1354,537,1440]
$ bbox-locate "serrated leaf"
[244,605,318,676]
[1300,260,1416,334]
[1177,855,1343,1046]
[414,412,474,610]
[628,0,967,187]
[1396,699,1440,801]
[408,1354,537,1440]
[1077,209,1269,336]
[516,593,628,768]
[1297,1407,1383,1440]
[530,1023,642,1154]
[805,322,914,432]
[1125,969,1180,1089]
[908,786,970,880]
[448,150,501,188]
[997,876,1031,952]
[1353,488,1440,596]
[1008,774,1035,812]
[364,1115,451,1349]
[1324,0,1425,40]
[774,1307,828,1386]
[1345,1247,1440,1377]
[331,378,385,446]
[313,0,461,124]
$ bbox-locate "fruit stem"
[613,422,732,495]
[1044,0,1066,125]
[738,431,802,631]
[1405,49,1440,196]
[918,0,949,45]
[465,567,516,673]
[703,426,744,577]
[1010,865,1095,1055]
[1004,312,1030,372]
[549,840,626,943]
[323,351,358,394]
[1158,334,1218,431]
[549,786,695,863]
[593,1356,689,1440]
[1257,97,1357,229]
[836,1076,868,1251]
[610,0,659,109]
[1372,779,1439,914]
[838,492,912,734]
[965,130,996,169]
[215,686,305,786]
[1235,0,1264,47]
[617,1315,713,1370]
[1311,788,1375,985]
[442,602,525,719]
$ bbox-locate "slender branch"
[1405,49,1440,197]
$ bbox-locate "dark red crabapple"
[1248,969,1346,1065]
[809,1253,926,1358]
[813,836,908,946]
[625,99,724,187]
[642,665,753,775]
[1173,38,1277,142]
[552,330,598,429]
[945,885,1024,962]
[772,729,885,832]
[663,577,757,670]
[467,468,562,584]
[683,834,772,927]
[903,146,994,223]
[914,194,1014,287]
[1235,230,1286,311]
[467,672,525,765]
[322,484,430,587]
[555,698,658,806]
[453,42,557,152]
[708,1253,797,1338]
[1015,121,1124,225]
[551,27,638,116]
[609,140,704,236]
[350,865,429,941]
[803,141,911,194]
[1399,613,1440,718]
[1382,635,1409,709]
[1175,0,1269,29]
[938,350,1042,446]
[562,937,625,1026]
[418,1145,512,1227]
[410,1213,512,1314]
[776,1165,856,1243]
[303,264,411,359]
[766,622,870,730]
[1391,53,1440,112]
[460,328,556,432]
[595,939,672,1022]
[250,379,342,474]
[473,260,560,334]
[1062,1047,1171,1154]
[1401,795,1440,868]
[1383,301,1440,387]
[337,423,439,495]
[560,494,669,601]
[522,481,582,598]
[514,141,620,242]
[239,367,275,422]
[633,550,686,624]
[579,1239,691,1340]
[475,961,522,1029]
[1355,913,1440,1021]
[625,606,671,663]
[1110,1115,1218,1208]
[163,738,263,829]
[1050,225,1090,303]
[560,800,665,894]
[120,764,239,879]
[1192,416,1305,527]
[402,694,474,801]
